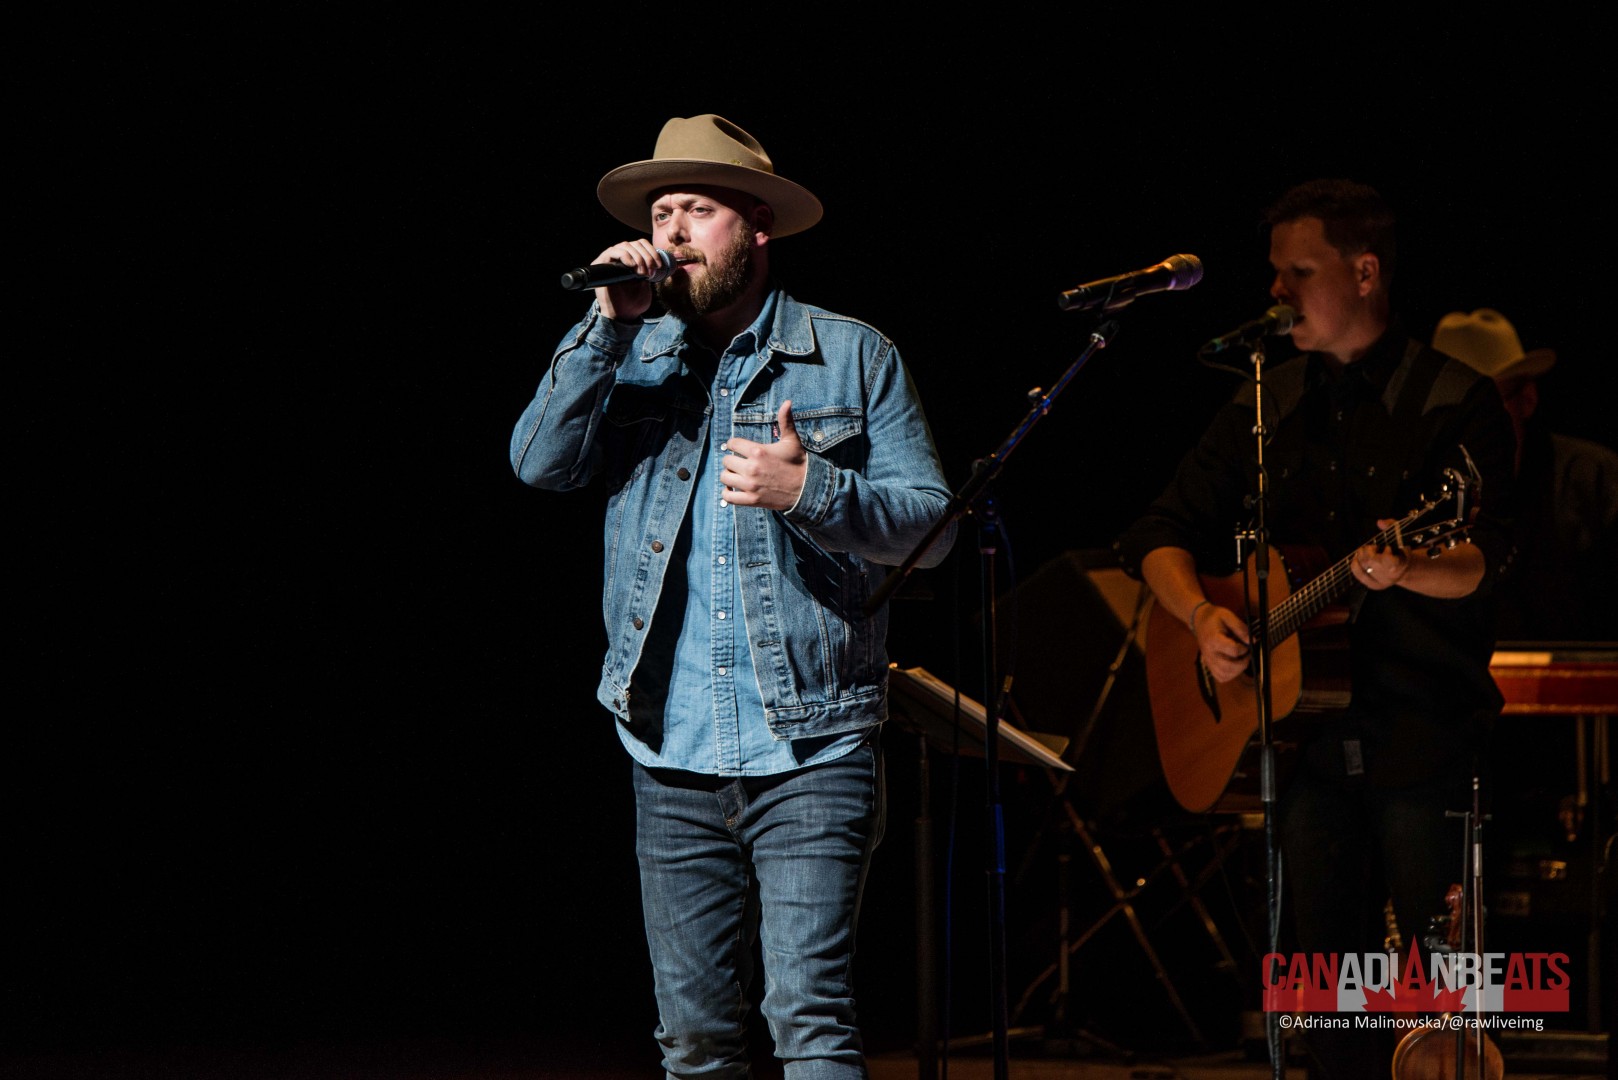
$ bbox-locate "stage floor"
[3,1042,1606,1080]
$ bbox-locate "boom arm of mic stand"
[863,319,1122,616]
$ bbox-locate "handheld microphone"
[560,249,694,291]
[1199,305,1297,355]
[1057,254,1203,312]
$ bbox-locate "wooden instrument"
[1392,767,1505,1079]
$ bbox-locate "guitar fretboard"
[1258,519,1408,644]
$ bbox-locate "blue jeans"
[631,741,885,1079]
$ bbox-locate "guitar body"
[1147,544,1352,813]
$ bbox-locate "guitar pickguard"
[1196,658,1222,723]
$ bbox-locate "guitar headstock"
[1444,444,1484,526]
[1394,446,1483,555]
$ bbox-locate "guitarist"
[1116,180,1516,1079]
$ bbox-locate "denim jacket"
[511,288,955,739]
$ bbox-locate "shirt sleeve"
[509,303,641,490]
[1442,370,1518,582]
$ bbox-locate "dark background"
[13,8,1612,1075]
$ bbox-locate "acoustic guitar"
[1147,465,1478,813]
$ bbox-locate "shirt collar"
[638,284,816,364]
[1307,321,1406,396]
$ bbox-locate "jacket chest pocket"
[733,404,866,467]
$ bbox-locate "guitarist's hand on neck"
[1349,518,1486,598]
[1352,521,1412,590]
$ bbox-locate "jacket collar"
[635,285,816,363]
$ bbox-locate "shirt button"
[717,666,727,676]
[677,468,691,481]
[717,611,727,620]
[650,540,664,553]
[720,498,729,507]
[1328,461,1337,472]
[632,617,644,630]
[718,556,727,565]
[719,387,730,397]
[1366,465,1376,477]
[1335,410,1344,421]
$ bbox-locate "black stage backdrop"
[13,9,1612,1074]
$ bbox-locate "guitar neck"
[1261,521,1404,644]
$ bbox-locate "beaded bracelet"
[1188,599,1210,632]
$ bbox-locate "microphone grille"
[1164,254,1204,291]
[1267,305,1297,335]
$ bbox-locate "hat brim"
[1492,347,1558,381]
[597,159,823,238]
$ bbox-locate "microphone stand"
[1199,321,1294,1077]
[869,318,1122,1080]
[1245,338,1285,1080]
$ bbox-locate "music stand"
[889,665,1072,1080]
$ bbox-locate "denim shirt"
[511,287,955,740]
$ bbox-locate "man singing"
[511,114,954,1078]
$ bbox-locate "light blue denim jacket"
[511,288,955,739]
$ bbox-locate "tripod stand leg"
[1153,825,1242,980]
[1068,812,1207,1047]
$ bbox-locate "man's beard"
[655,221,755,322]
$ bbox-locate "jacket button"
[677,468,691,480]
[632,617,644,630]
[651,540,664,553]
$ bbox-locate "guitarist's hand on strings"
[1351,518,1411,591]
[1191,601,1252,683]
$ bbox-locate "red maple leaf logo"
[1360,945,1470,1013]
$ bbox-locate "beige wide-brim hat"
[597,114,823,238]
[1432,308,1556,380]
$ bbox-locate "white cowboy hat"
[1433,308,1556,380]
